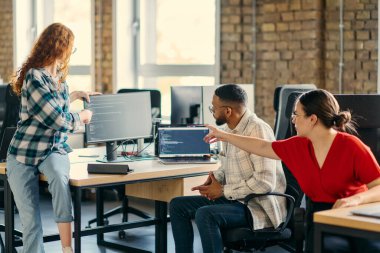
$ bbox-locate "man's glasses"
[208,105,229,114]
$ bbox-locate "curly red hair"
[11,23,74,95]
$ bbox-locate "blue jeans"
[6,153,73,253]
[169,195,251,253]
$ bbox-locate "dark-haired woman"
[204,89,380,252]
[6,23,98,253]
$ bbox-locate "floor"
[0,189,289,253]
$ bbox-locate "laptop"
[0,127,16,162]
[158,126,217,164]
[351,204,380,219]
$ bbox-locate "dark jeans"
[169,195,251,253]
[306,198,380,253]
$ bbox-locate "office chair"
[334,94,380,164]
[0,84,7,130]
[274,84,316,140]
[0,83,22,253]
[222,91,306,253]
[86,88,161,239]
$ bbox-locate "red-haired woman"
[6,23,98,253]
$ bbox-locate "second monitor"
[84,92,152,162]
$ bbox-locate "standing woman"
[205,89,380,252]
[7,23,96,253]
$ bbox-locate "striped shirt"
[8,68,81,166]
[213,110,287,230]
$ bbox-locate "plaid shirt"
[214,110,287,230]
[8,68,81,166]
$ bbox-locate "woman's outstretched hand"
[70,91,102,103]
[204,125,228,144]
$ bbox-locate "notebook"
[351,205,380,219]
[0,127,16,162]
[158,126,217,164]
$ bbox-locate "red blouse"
[272,132,380,203]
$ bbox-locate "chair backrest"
[273,86,283,133]
[0,84,7,129]
[274,84,316,140]
[117,88,161,119]
[0,127,16,162]
[0,84,21,147]
[334,94,380,163]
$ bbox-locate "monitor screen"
[84,92,152,161]
[170,86,202,125]
[158,127,210,157]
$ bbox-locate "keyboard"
[159,157,218,164]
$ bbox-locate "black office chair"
[0,84,7,130]
[0,83,22,253]
[334,94,380,164]
[222,91,306,253]
[86,88,161,239]
[274,84,316,140]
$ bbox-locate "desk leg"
[4,177,15,253]
[73,188,82,253]
[155,201,167,253]
[313,223,322,253]
[96,188,104,242]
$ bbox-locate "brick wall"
[0,0,13,83]
[220,0,378,125]
[324,0,378,93]
[94,0,113,93]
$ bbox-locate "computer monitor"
[170,86,202,125]
[84,92,152,162]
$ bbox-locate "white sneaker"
[62,247,73,253]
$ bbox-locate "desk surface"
[313,202,380,233]
[0,147,219,187]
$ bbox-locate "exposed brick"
[276,41,288,50]
[262,23,275,32]
[276,22,289,32]
[356,11,371,20]
[222,24,235,33]
[281,51,293,60]
[294,11,321,21]
[220,0,378,122]
[281,12,294,21]
[262,4,276,13]
[289,21,302,31]
[290,0,301,11]
[356,31,370,40]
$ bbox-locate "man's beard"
[215,117,226,126]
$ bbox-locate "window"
[14,0,93,110]
[115,0,220,118]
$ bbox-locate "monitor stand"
[136,138,144,156]
[97,141,130,163]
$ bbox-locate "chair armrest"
[243,192,295,233]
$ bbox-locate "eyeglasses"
[208,105,229,114]
[291,111,306,118]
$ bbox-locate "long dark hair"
[298,89,357,135]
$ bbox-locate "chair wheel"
[118,230,126,239]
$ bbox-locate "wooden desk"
[0,147,218,253]
[313,202,380,253]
